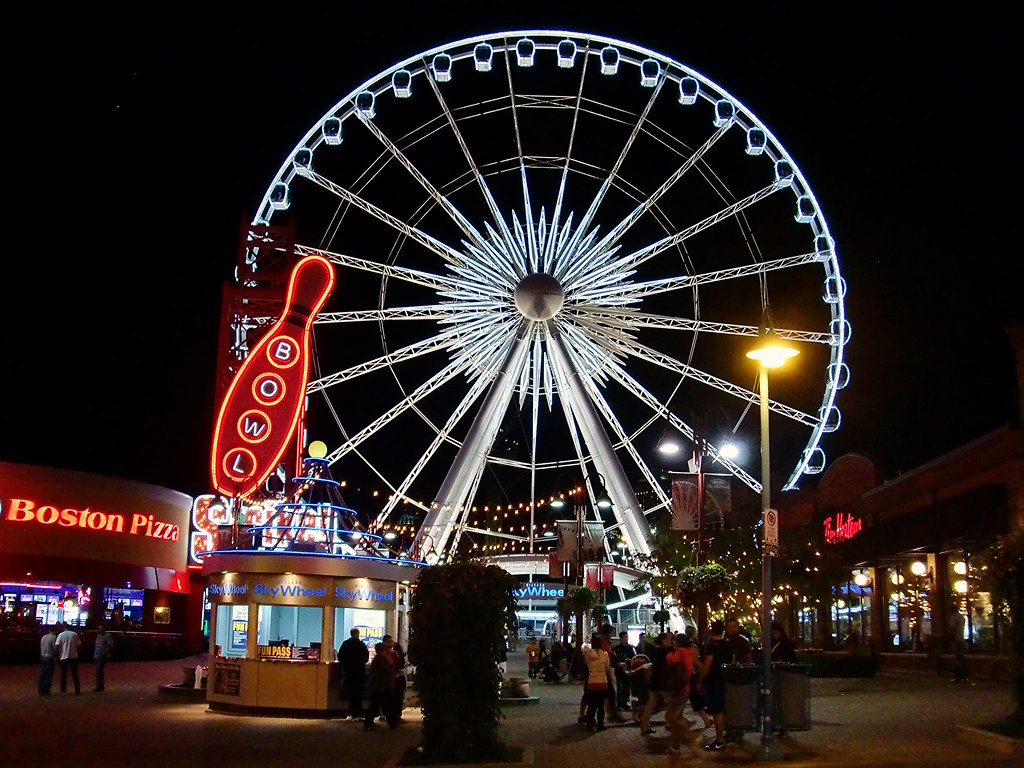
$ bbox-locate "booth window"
[215,604,249,657]
[334,607,386,657]
[257,605,322,650]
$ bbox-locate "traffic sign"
[764,507,779,553]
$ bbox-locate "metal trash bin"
[773,663,811,730]
[723,663,760,731]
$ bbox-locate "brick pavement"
[0,652,1019,767]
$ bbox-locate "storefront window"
[257,605,322,650]
[334,607,385,657]
[215,604,249,657]
[947,551,997,653]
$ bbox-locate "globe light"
[719,440,740,460]
[308,440,328,459]
[910,561,928,577]
[853,572,871,587]
[954,580,968,594]
[953,561,968,575]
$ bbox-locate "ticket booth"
[202,550,417,715]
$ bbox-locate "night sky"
[5,5,1020,502]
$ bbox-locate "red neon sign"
[4,497,181,541]
[210,255,335,497]
[823,512,862,544]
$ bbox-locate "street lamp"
[746,321,798,762]
[660,404,740,633]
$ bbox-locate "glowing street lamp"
[746,321,798,762]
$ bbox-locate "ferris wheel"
[246,31,850,565]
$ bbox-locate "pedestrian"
[724,617,753,663]
[56,622,82,695]
[664,633,696,754]
[695,619,729,751]
[525,636,541,679]
[687,625,714,731]
[639,631,674,735]
[338,628,369,718]
[363,642,399,730]
[92,624,115,692]
[597,623,625,723]
[769,621,796,664]
[38,624,58,696]
[582,632,612,732]
[611,631,636,711]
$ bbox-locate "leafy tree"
[984,528,1024,726]
[407,561,518,763]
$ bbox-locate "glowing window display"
[215,604,249,657]
[257,604,322,656]
[334,607,386,655]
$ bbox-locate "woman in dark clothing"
[770,622,797,663]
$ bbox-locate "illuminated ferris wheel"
[246,31,850,564]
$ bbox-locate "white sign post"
[763,507,779,557]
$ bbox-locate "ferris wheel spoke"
[324,354,475,466]
[579,120,735,277]
[565,180,785,296]
[568,306,833,345]
[299,242,506,303]
[353,111,507,265]
[308,334,456,393]
[315,305,455,324]
[299,172,468,267]
[372,367,496,528]
[423,68,527,275]
[560,344,671,513]
[603,363,762,493]
[608,334,817,426]
[559,76,668,263]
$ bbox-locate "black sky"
[5,5,1020,498]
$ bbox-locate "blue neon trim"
[199,549,426,566]
[274,502,356,515]
[246,525,383,542]
[291,476,341,486]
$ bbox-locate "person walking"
[664,633,696,754]
[611,631,636,711]
[56,623,82,695]
[363,642,399,730]
[38,625,58,696]
[92,624,115,692]
[695,620,729,751]
[338,628,370,718]
[639,631,674,736]
[582,632,612,732]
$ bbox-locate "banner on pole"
[555,520,605,563]
[670,473,732,531]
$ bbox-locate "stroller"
[626,654,654,723]
[540,645,569,683]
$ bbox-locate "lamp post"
[659,407,739,633]
[746,323,798,762]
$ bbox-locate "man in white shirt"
[38,625,58,696]
[55,623,82,694]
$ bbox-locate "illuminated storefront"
[0,462,195,659]
[203,550,416,714]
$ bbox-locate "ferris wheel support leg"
[546,329,654,557]
[411,322,532,562]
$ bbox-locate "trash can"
[773,663,811,731]
[723,663,760,731]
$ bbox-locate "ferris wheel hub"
[514,273,564,320]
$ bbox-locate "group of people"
[337,628,407,731]
[38,623,115,696]
[574,617,797,754]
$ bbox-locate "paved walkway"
[1,654,1019,767]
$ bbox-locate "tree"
[984,528,1024,726]
[407,561,519,763]
[565,585,596,679]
